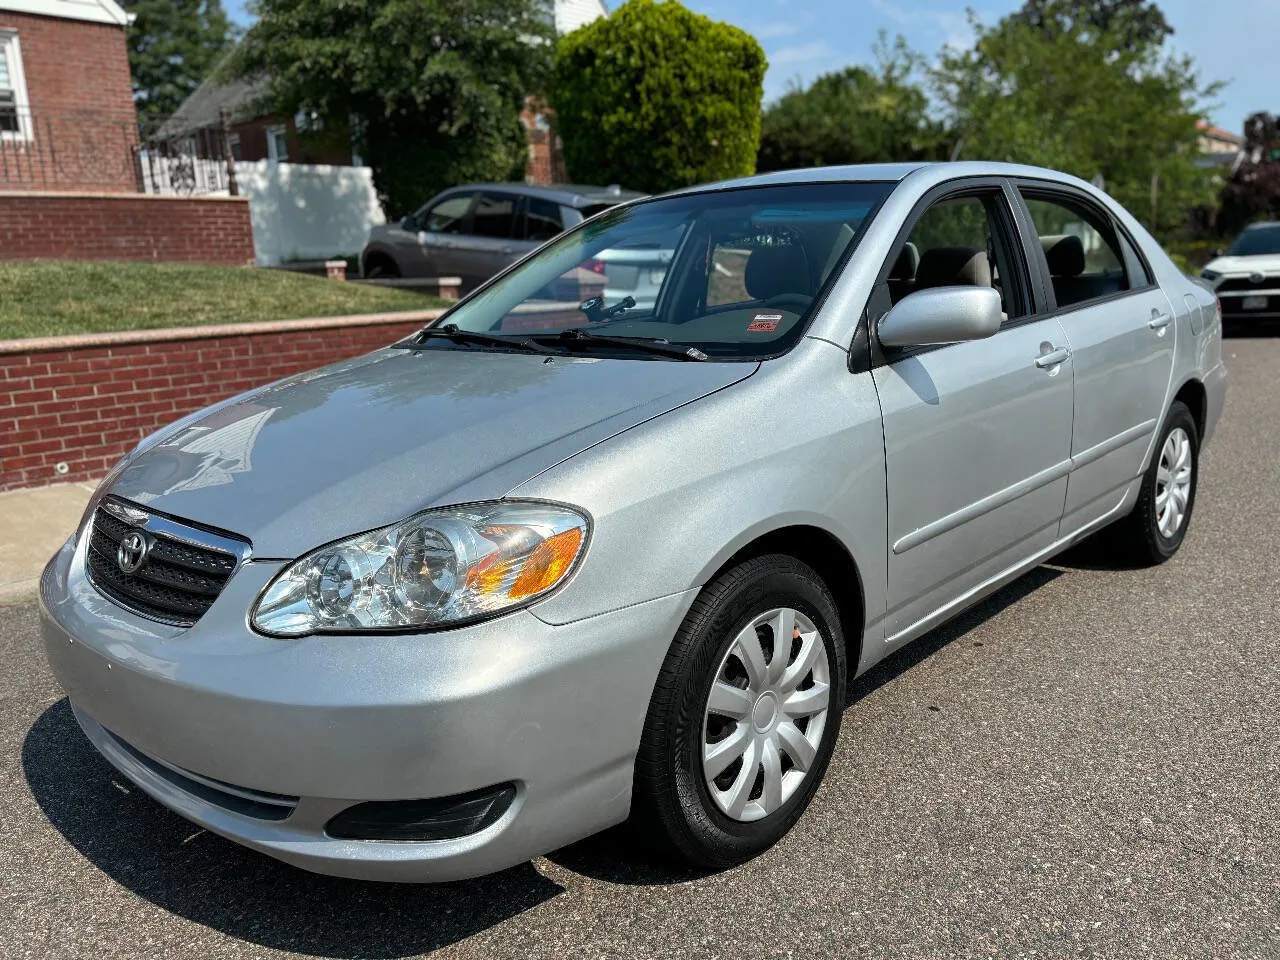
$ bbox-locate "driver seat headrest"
[743,243,811,301]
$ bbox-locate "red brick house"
[0,0,139,192]
[158,0,608,185]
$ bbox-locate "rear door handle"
[1034,347,1071,369]
[1149,313,1172,331]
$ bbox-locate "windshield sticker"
[747,314,782,333]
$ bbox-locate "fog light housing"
[324,783,517,841]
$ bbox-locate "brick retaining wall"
[0,311,442,492]
[0,192,254,264]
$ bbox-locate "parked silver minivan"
[41,162,1226,882]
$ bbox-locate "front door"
[449,191,523,290]
[1017,188,1177,537]
[872,187,1076,643]
[403,191,477,279]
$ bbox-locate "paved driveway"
[2,333,1277,959]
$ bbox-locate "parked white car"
[1200,222,1280,321]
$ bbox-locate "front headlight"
[252,501,589,637]
[1200,269,1222,284]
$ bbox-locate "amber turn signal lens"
[509,527,583,599]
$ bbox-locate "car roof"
[442,182,647,207]
[662,161,1101,197]
[1242,221,1280,231]
[693,163,934,190]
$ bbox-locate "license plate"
[1243,295,1268,310]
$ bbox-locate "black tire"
[1107,400,1199,566]
[631,554,848,869]
[363,255,400,280]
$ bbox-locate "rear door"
[872,181,1076,644]
[1014,185,1176,538]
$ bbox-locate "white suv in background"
[1200,222,1280,322]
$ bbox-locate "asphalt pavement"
[2,332,1278,960]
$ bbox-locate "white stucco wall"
[233,160,386,266]
[554,0,607,34]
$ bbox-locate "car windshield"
[431,182,893,359]
[1227,225,1280,257]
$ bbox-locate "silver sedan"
[40,162,1226,881]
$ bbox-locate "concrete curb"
[0,309,447,355]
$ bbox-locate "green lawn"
[0,262,444,341]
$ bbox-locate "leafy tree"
[1017,0,1171,49]
[231,0,553,215]
[1218,112,1280,236]
[933,0,1219,239]
[757,35,945,172]
[124,0,236,137]
[552,0,766,194]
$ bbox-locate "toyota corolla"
[40,162,1226,881]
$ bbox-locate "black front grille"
[85,503,244,626]
[1217,276,1277,293]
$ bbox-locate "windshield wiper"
[547,327,708,361]
[395,323,554,354]
[580,294,636,323]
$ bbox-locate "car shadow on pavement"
[544,564,1065,887]
[22,700,564,959]
[22,567,1068,934]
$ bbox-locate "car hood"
[1204,253,1280,275]
[110,347,755,557]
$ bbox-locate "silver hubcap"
[701,608,831,822]
[1155,426,1193,539]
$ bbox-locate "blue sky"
[224,0,1275,133]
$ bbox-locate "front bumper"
[1216,290,1280,320]
[39,537,694,881]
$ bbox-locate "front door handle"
[1149,312,1172,333]
[1034,346,1071,369]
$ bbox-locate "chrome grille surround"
[84,497,251,627]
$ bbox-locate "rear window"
[436,182,893,360]
[580,203,618,220]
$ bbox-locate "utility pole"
[1150,169,1160,232]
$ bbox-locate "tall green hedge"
[552,0,766,194]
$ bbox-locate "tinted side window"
[1021,192,1130,308]
[423,194,473,234]
[1118,231,1152,287]
[523,197,563,241]
[470,193,518,239]
[890,193,1026,320]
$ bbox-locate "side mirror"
[400,214,419,233]
[1212,247,1225,258]
[878,286,1003,348]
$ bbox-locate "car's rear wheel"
[1108,400,1199,565]
[631,554,847,869]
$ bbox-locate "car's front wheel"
[632,554,847,869]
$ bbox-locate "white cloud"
[769,40,836,67]
[755,21,801,39]
[869,0,980,53]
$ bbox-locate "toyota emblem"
[1250,272,1265,284]
[117,530,150,575]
